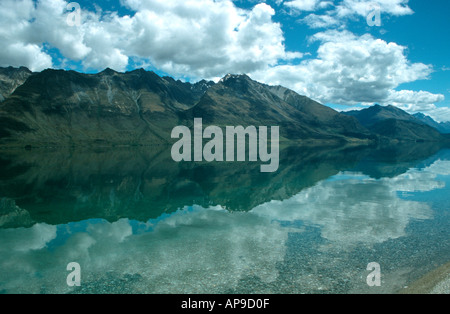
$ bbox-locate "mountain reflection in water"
[0,142,449,294]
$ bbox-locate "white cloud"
[302,13,341,28]
[0,0,300,78]
[388,90,445,106]
[252,30,442,109]
[0,0,53,71]
[393,103,450,123]
[0,43,53,72]
[427,107,450,123]
[295,0,414,29]
[336,0,413,18]
[121,0,301,78]
[0,0,445,117]
[285,0,323,11]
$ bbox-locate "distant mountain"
[413,112,450,134]
[368,119,442,142]
[266,84,371,140]
[344,104,420,126]
[343,105,444,142]
[0,69,374,147]
[0,68,446,147]
[0,66,33,102]
[0,68,214,147]
[183,74,372,142]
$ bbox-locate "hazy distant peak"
[414,112,428,118]
[413,112,450,134]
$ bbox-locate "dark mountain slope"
[0,68,444,147]
[0,69,211,147]
[343,105,444,142]
[267,85,371,140]
[369,119,442,142]
[182,74,372,142]
[344,104,420,126]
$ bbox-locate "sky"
[0,0,449,121]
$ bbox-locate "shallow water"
[0,144,449,294]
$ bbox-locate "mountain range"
[0,66,448,148]
[413,112,450,134]
[343,105,446,142]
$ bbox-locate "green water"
[0,143,449,294]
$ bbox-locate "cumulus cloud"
[382,89,450,120]
[0,0,52,71]
[0,0,299,78]
[282,0,446,115]
[388,90,445,106]
[123,0,301,77]
[252,30,442,108]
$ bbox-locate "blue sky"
[0,0,449,120]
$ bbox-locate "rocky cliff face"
[0,66,33,102]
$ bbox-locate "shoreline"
[398,262,450,294]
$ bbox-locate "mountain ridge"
[0,67,447,147]
[413,112,450,134]
[343,104,446,142]
[183,73,372,142]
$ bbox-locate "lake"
[0,142,449,294]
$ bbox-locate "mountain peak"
[413,112,428,119]
[342,104,446,140]
[100,68,118,75]
[0,67,446,146]
[219,73,251,83]
[216,74,256,94]
[0,66,32,73]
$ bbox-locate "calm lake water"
[0,143,449,294]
